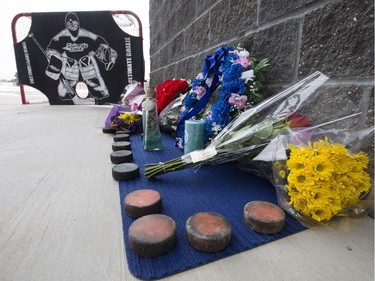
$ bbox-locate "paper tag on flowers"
[182,147,218,163]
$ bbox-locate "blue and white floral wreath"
[175,45,269,149]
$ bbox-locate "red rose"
[156,79,189,114]
[287,112,310,128]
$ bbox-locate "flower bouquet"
[109,111,142,133]
[121,81,146,111]
[238,126,374,227]
[175,45,269,149]
[144,71,329,179]
[159,92,188,134]
[156,79,189,115]
[156,79,190,134]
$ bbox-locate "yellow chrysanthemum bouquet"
[238,126,374,227]
[284,136,371,222]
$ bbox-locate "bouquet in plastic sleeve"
[109,111,142,133]
[159,93,187,134]
[121,81,146,111]
[104,104,131,129]
[156,79,189,115]
[144,71,329,179]
[238,125,374,228]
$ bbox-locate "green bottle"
[142,87,163,151]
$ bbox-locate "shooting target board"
[13,11,145,105]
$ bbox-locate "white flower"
[241,69,255,84]
[206,75,214,87]
[238,50,250,58]
[212,122,222,135]
[196,72,204,79]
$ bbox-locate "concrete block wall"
[149,0,375,215]
[149,0,373,123]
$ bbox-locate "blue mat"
[118,133,305,280]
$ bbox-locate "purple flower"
[237,50,252,68]
[194,86,206,100]
[229,93,248,110]
[290,129,313,145]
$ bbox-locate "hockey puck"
[124,189,162,218]
[128,214,177,257]
[116,130,130,134]
[102,127,117,134]
[110,150,133,164]
[112,163,139,181]
[112,141,131,151]
[113,134,130,142]
[186,212,231,252]
[244,201,285,234]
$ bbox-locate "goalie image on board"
[45,12,118,104]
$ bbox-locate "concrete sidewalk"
[0,84,49,105]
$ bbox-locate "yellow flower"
[285,137,371,222]
[119,112,141,125]
[352,152,369,170]
[287,169,315,190]
[310,155,334,180]
[278,169,286,179]
[118,113,133,124]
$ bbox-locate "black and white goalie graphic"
[14,11,145,105]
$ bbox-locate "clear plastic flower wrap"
[121,81,146,111]
[158,86,219,135]
[158,93,187,134]
[237,126,374,228]
[145,71,331,179]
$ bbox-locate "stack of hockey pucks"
[124,189,163,219]
[105,126,177,257]
[113,133,130,142]
[110,133,139,181]
[128,214,177,258]
[125,189,177,258]
[111,133,133,164]
[112,141,131,151]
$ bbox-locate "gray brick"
[150,30,166,56]
[150,68,165,88]
[364,86,374,128]
[150,1,171,39]
[164,64,177,80]
[168,32,185,62]
[297,84,366,129]
[242,19,300,83]
[165,1,196,39]
[210,0,257,45]
[175,56,199,81]
[259,0,316,23]
[299,0,374,79]
[150,51,162,71]
[196,0,218,12]
[185,15,210,56]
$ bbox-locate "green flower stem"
[143,113,313,179]
[144,117,291,179]
[144,157,196,179]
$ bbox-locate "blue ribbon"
[202,47,227,78]
[176,47,229,143]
